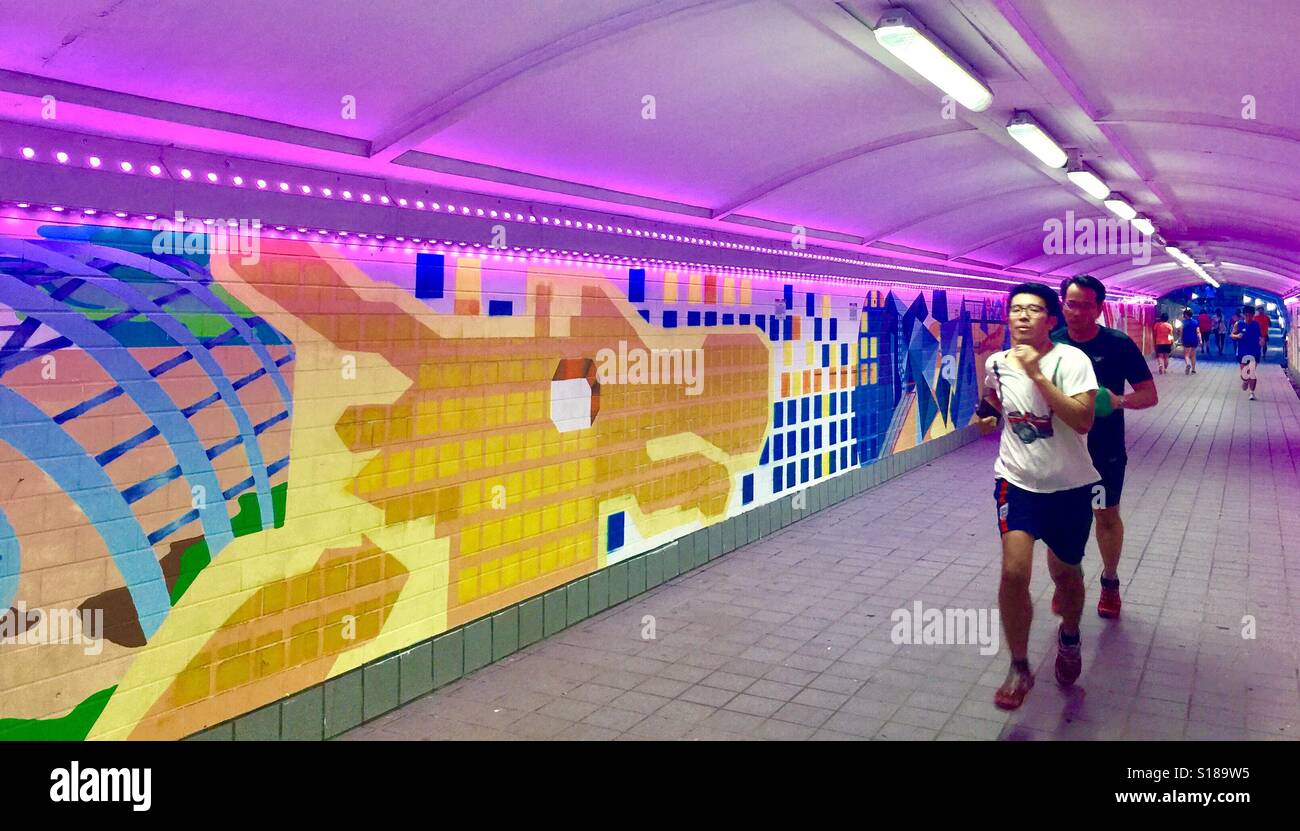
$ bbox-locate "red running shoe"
[1098,576,1122,619]
[1055,626,1082,686]
[994,663,1035,710]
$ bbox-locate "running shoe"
[1055,626,1082,686]
[1098,575,1121,619]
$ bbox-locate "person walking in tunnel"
[1256,309,1270,362]
[976,282,1099,710]
[1233,305,1262,401]
[1213,311,1227,356]
[1197,308,1212,353]
[1052,275,1157,621]
[1153,312,1173,373]
[1179,308,1200,374]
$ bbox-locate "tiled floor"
[341,357,1300,741]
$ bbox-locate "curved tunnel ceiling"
[0,0,1296,296]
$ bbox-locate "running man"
[1180,308,1200,374]
[1232,306,1262,400]
[1153,312,1173,374]
[1053,275,1158,620]
[976,282,1099,709]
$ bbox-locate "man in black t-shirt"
[1052,276,1158,621]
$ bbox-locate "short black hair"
[1242,305,1254,315]
[1007,282,1062,320]
[1060,273,1106,305]
[1159,312,1169,322]
[1182,308,1193,316]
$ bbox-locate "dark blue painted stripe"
[266,456,290,477]
[253,410,289,435]
[147,509,200,546]
[222,476,256,501]
[182,391,221,418]
[0,335,71,377]
[96,425,160,466]
[231,367,265,391]
[275,352,295,367]
[122,465,183,504]
[148,351,192,377]
[54,385,125,424]
[206,435,242,460]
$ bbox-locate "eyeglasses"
[1009,304,1047,317]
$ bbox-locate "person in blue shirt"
[1232,306,1262,400]
[1179,308,1200,374]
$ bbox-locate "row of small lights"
[6,141,1154,300]
[1,201,1040,298]
[12,141,898,264]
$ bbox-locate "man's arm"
[1114,338,1157,410]
[1117,379,1157,411]
[1033,376,1095,434]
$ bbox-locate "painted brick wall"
[0,219,1010,739]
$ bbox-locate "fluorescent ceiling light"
[1103,196,1137,221]
[1267,302,1277,311]
[1006,112,1067,168]
[1132,216,1155,236]
[1066,165,1109,200]
[873,9,993,112]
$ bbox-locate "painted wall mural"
[0,219,1012,739]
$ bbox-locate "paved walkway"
[341,359,1300,740]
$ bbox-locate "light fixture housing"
[1066,164,1110,200]
[873,8,993,112]
[1006,112,1067,168]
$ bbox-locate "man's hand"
[977,415,999,435]
[1010,343,1044,379]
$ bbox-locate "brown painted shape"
[129,536,408,740]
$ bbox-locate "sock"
[1011,658,1030,673]
[1060,629,1080,646]
[1100,575,1120,589]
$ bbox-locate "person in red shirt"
[1197,310,1212,346]
[1256,312,1270,362]
[1153,313,1173,374]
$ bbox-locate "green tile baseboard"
[185,423,980,741]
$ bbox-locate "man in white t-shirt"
[975,282,1100,710]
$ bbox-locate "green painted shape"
[170,538,211,606]
[271,481,288,528]
[230,491,264,537]
[0,685,115,741]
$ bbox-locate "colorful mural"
[0,219,1007,739]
